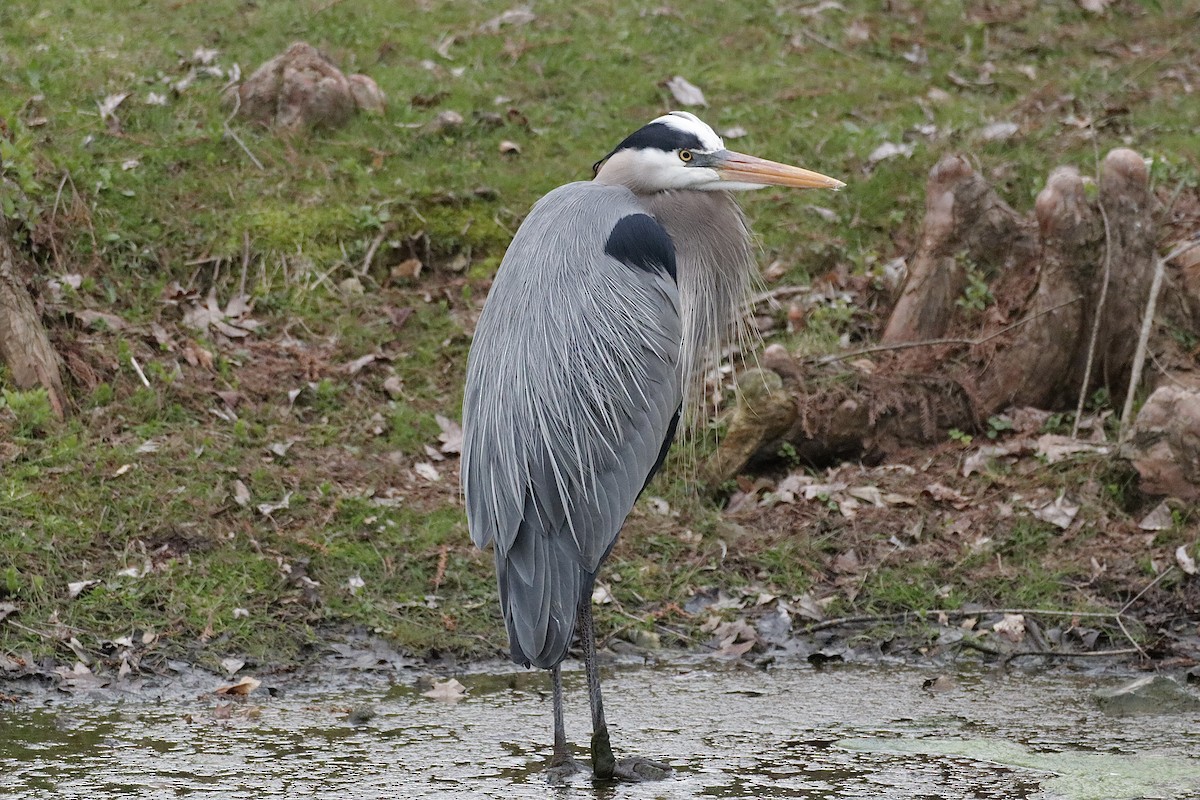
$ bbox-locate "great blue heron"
[462,111,843,781]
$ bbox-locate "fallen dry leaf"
[75,309,129,330]
[1034,434,1109,463]
[221,657,245,676]
[868,141,915,164]
[923,674,956,693]
[962,441,1027,477]
[232,479,251,507]
[847,486,884,506]
[345,353,380,375]
[266,440,294,458]
[1030,493,1079,530]
[664,75,707,107]
[923,482,970,510]
[646,496,670,515]
[215,676,261,696]
[423,677,467,701]
[68,580,100,600]
[55,662,110,693]
[1177,545,1197,576]
[182,288,260,339]
[844,19,871,43]
[978,121,1019,141]
[882,492,917,507]
[836,496,860,519]
[383,375,405,399]
[713,618,759,657]
[832,549,861,574]
[592,582,614,605]
[98,92,130,120]
[793,593,826,622]
[478,6,536,33]
[256,492,292,517]
[391,259,422,281]
[992,613,1026,643]
[435,414,463,454]
[1138,501,1173,531]
[414,462,441,482]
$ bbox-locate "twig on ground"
[4,619,58,639]
[801,606,1138,632]
[130,356,151,388]
[794,28,866,62]
[749,284,814,308]
[1119,565,1175,616]
[1004,647,1143,665]
[1114,614,1148,660]
[360,229,387,277]
[811,296,1083,365]
[222,95,264,171]
[240,231,251,297]
[1071,191,1112,439]
[1119,241,1194,441]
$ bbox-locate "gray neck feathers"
[643,190,758,413]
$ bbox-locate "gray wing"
[461,182,682,669]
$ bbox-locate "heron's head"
[593,111,844,195]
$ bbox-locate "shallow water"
[2,662,1199,799]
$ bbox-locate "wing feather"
[462,182,681,668]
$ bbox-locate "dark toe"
[545,757,589,785]
[613,756,672,782]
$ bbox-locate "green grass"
[2,0,1199,669]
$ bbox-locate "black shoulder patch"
[604,214,677,281]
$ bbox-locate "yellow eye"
[679,149,693,162]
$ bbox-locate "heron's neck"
[642,190,759,409]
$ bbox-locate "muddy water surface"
[2,662,1199,799]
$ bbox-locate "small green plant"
[1041,412,1074,435]
[948,427,973,445]
[1,387,55,437]
[1087,387,1110,411]
[985,415,1014,439]
[0,124,43,233]
[1166,323,1199,351]
[955,258,994,313]
[352,202,392,231]
[777,441,800,466]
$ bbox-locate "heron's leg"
[551,664,569,763]
[545,665,587,783]
[579,602,673,783]
[578,602,617,780]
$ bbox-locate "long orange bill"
[716,151,845,190]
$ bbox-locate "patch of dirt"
[702,442,1200,668]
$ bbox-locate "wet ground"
[2,661,1199,799]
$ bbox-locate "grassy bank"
[2,0,1198,676]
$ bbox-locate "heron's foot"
[613,756,673,782]
[545,754,589,785]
